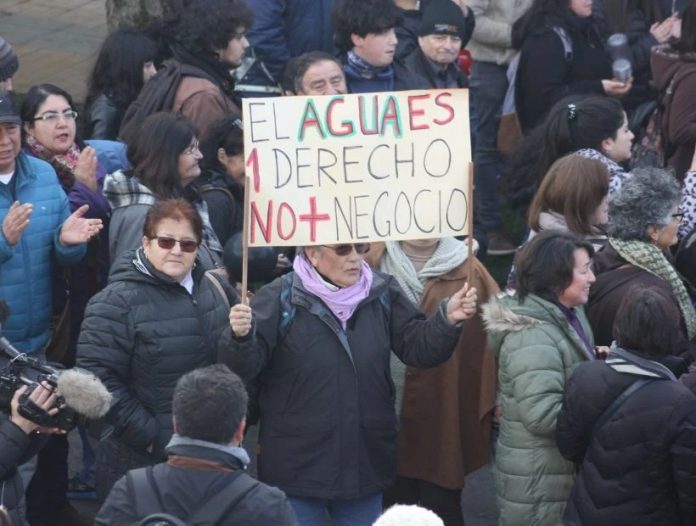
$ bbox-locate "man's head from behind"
[418,0,467,66]
[0,37,18,92]
[172,364,248,445]
[332,0,400,68]
[293,52,347,96]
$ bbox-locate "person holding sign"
[365,238,498,526]
[228,243,478,526]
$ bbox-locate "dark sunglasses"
[149,236,199,253]
[321,243,370,256]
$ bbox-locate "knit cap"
[0,37,18,83]
[419,0,468,41]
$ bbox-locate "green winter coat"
[482,293,594,526]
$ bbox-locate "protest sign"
[242,89,471,247]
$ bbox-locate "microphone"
[56,368,112,420]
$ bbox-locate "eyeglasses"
[672,210,685,223]
[183,141,200,156]
[321,243,370,256]
[32,109,78,123]
[149,236,199,252]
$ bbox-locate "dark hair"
[127,112,197,198]
[143,198,203,244]
[175,0,253,56]
[512,0,577,48]
[172,364,248,444]
[292,51,343,92]
[280,56,303,94]
[528,154,609,235]
[20,83,77,142]
[504,95,624,199]
[200,114,244,173]
[673,0,696,53]
[332,0,401,52]
[613,287,683,356]
[85,28,158,112]
[516,230,594,303]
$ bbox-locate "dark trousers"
[383,476,464,526]
[25,435,69,520]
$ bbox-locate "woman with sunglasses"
[227,242,478,526]
[105,111,223,268]
[77,198,243,501]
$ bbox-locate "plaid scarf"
[609,237,696,339]
[104,170,223,256]
[24,133,79,189]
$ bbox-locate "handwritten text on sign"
[242,89,471,247]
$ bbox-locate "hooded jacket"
[557,349,696,525]
[651,44,696,180]
[77,248,238,458]
[482,293,593,526]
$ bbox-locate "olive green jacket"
[482,293,594,526]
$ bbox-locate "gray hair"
[608,168,681,242]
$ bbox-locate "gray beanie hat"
[0,37,19,83]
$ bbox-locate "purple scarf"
[292,253,373,329]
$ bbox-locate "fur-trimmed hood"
[482,293,565,357]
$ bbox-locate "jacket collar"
[165,434,250,470]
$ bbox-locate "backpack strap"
[127,466,165,520]
[187,470,256,525]
[592,378,654,434]
[205,269,231,310]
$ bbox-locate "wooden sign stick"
[241,175,251,304]
[466,162,475,284]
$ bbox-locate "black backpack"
[128,466,256,526]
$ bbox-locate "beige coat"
[466,0,534,66]
[366,243,500,488]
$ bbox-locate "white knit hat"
[373,505,445,526]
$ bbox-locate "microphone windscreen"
[56,368,113,419]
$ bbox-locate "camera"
[0,322,112,431]
[0,336,78,431]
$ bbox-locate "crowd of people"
[1,0,696,525]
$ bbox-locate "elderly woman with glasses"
[227,241,478,526]
[587,167,696,367]
[105,111,223,268]
[77,198,243,502]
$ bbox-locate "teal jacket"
[0,153,85,353]
[482,293,593,526]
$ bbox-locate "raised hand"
[445,282,478,324]
[229,303,253,337]
[58,204,103,246]
[2,201,32,246]
[74,146,98,192]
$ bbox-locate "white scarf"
[379,237,474,305]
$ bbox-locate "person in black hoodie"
[513,0,632,132]
[556,286,696,525]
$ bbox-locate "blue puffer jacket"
[0,152,85,353]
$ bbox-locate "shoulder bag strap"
[205,269,231,310]
[127,466,164,519]
[593,378,655,434]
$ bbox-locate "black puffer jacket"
[229,271,461,500]
[556,356,696,525]
[77,249,238,457]
[0,414,47,525]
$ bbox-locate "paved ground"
[0,0,107,102]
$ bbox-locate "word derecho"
[243,89,472,246]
